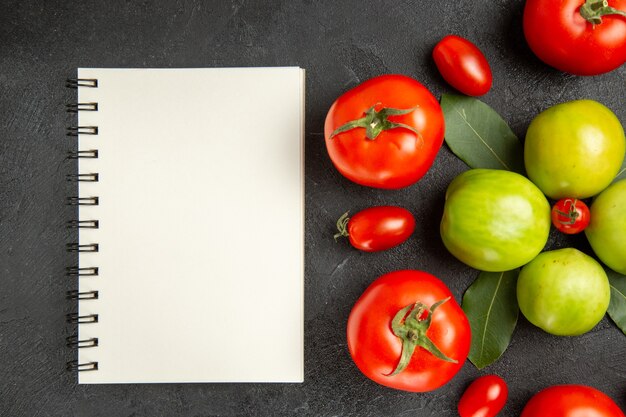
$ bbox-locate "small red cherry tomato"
[458,375,508,417]
[551,198,591,234]
[432,35,493,96]
[334,206,415,252]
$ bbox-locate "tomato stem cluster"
[334,211,350,241]
[580,0,626,25]
[387,297,457,377]
[554,198,580,225]
[329,105,421,141]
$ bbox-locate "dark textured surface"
[1,0,625,416]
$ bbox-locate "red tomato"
[334,206,415,252]
[347,270,471,392]
[551,198,591,234]
[324,74,445,189]
[521,385,625,417]
[432,35,493,96]
[458,375,508,417]
[523,0,626,75]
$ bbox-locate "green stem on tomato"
[385,297,457,377]
[580,0,626,25]
[333,212,350,241]
[329,104,421,141]
[555,198,580,225]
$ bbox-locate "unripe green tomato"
[517,248,610,336]
[440,169,551,271]
[586,179,626,274]
[524,100,625,199]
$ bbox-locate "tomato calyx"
[333,211,350,240]
[387,297,457,376]
[329,104,421,141]
[554,198,581,225]
[580,0,626,25]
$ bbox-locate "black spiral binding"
[66,173,99,182]
[66,77,100,373]
[66,335,99,348]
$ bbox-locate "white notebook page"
[76,68,304,383]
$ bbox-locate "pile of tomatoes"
[324,0,626,415]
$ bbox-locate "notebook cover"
[74,67,304,384]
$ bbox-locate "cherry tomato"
[334,206,415,252]
[324,74,445,189]
[521,385,625,417]
[551,198,590,234]
[432,35,493,96]
[347,270,471,392]
[458,375,508,417]
[523,0,626,75]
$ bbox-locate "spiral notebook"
[67,67,305,384]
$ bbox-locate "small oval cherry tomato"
[432,35,493,96]
[551,198,590,234]
[521,385,625,417]
[523,0,626,75]
[334,206,415,252]
[458,375,508,417]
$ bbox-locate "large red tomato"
[521,385,625,417]
[347,270,471,392]
[523,0,626,75]
[324,75,445,189]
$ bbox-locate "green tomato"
[524,100,625,199]
[440,169,551,271]
[586,179,626,274]
[517,248,610,336]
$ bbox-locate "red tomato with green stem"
[347,270,471,392]
[524,0,626,75]
[433,35,493,96]
[521,385,625,417]
[551,198,591,234]
[324,74,445,189]
[458,375,508,417]
[334,206,415,252]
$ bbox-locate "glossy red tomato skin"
[324,75,445,189]
[521,385,625,417]
[348,206,415,252]
[347,270,471,392]
[458,375,508,417]
[433,35,493,96]
[551,198,591,234]
[523,0,626,75]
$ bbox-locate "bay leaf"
[441,94,525,174]
[462,270,519,369]
[606,267,626,335]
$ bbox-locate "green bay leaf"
[441,94,525,174]
[606,267,626,335]
[462,270,519,369]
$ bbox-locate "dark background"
[1,0,625,416]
